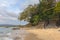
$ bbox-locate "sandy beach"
[23,28,60,40]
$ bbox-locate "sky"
[0,0,39,25]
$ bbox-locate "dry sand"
[24,28,60,40]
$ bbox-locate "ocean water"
[0,27,14,40]
[0,27,28,40]
[0,27,12,33]
[0,37,13,40]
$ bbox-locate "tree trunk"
[56,13,60,27]
[44,19,49,28]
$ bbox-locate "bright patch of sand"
[24,28,60,40]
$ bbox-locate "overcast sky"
[0,0,39,25]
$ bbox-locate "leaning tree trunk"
[44,19,49,28]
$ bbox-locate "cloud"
[0,14,20,25]
[0,20,5,23]
[0,0,18,7]
[0,0,39,25]
[19,0,39,11]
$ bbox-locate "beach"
[0,27,60,40]
[24,28,60,40]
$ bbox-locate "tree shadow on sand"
[24,33,43,40]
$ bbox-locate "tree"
[30,14,40,25]
[19,0,56,27]
[19,5,38,21]
[38,0,56,27]
[54,2,60,27]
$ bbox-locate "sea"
[0,27,28,40]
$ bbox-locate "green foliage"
[19,5,38,21]
[38,0,55,21]
[19,0,59,26]
[30,14,40,25]
[54,2,60,20]
[55,2,60,12]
